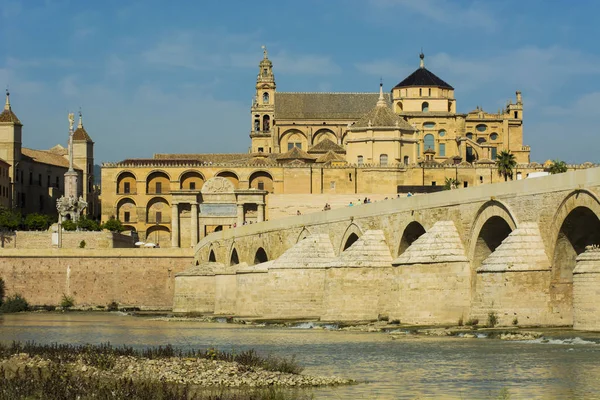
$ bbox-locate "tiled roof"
[393,67,453,90]
[276,146,316,161]
[154,153,254,163]
[274,92,391,120]
[0,109,21,124]
[48,144,68,156]
[73,126,93,142]
[315,150,346,164]
[21,148,72,169]
[354,104,415,130]
[307,138,346,154]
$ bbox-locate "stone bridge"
[182,167,600,330]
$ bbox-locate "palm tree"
[548,159,568,174]
[444,177,459,190]
[496,150,517,181]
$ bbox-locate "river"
[1,313,600,399]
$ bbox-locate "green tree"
[77,216,101,231]
[444,177,459,190]
[496,150,517,182]
[61,219,77,231]
[101,217,125,233]
[548,159,568,174]
[0,207,21,231]
[24,213,52,231]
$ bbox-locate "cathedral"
[101,49,542,247]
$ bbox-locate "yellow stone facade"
[101,50,551,247]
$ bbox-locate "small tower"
[250,46,276,153]
[0,89,23,200]
[72,111,95,215]
[57,113,86,223]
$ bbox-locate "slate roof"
[48,144,68,156]
[307,138,346,154]
[21,148,72,169]
[274,92,391,120]
[393,67,454,90]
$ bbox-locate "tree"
[101,217,125,233]
[0,208,20,231]
[23,213,52,231]
[444,177,459,190]
[496,150,517,181]
[61,220,77,231]
[548,159,568,174]
[77,216,101,231]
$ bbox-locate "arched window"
[477,137,487,144]
[396,101,403,112]
[424,134,435,151]
[421,102,429,112]
[466,132,473,140]
[263,92,269,104]
[262,115,270,131]
[380,154,388,166]
[403,156,409,165]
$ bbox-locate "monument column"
[257,203,265,222]
[190,201,199,247]
[237,204,244,225]
[171,202,179,248]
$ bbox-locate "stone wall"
[0,248,194,309]
[1,231,135,249]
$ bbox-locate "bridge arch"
[230,247,240,266]
[339,223,363,253]
[469,200,518,271]
[397,220,427,256]
[549,190,600,322]
[254,247,269,265]
[296,227,311,243]
[208,248,217,262]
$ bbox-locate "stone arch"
[280,129,308,151]
[248,170,274,193]
[254,247,268,264]
[209,249,217,262]
[469,200,518,271]
[146,170,170,194]
[179,170,205,190]
[146,225,170,247]
[215,170,239,188]
[312,129,336,145]
[116,171,136,195]
[549,190,600,322]
[116,197,137,223]
[339,223,363,254]
[230,247,240,266]
[146,197,170,224]
[398,220,426,256]
[296,227,311,243]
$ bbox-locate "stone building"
[0,90,97,217]
[101,49,548,247]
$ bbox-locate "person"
[407,192,413,197]
[297,210,301,215]
[155,243,160,248]
[367,198,371,204]
[233,222,237,228]
[363,197,368,204]
[349,202,353,207]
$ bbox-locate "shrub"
[457,316,464,326]
[61,220,77,231]
[0,278,5,306]
[24,213,52,231]
[0,294,29,313]
[0,207,20,231]
[107,301,119,311]
[101,217,125,233]
[465,318,479,326]
[79,240,86,248]
[60,294,75,309]
[512,317,519,326]
[487,311,498,328]
[78,217,101,231]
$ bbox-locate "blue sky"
[1,0,599,163]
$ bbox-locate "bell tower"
[250,46,276,154]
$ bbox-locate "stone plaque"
[200,204,237,216]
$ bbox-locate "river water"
[1,313,600,399]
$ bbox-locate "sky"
[1,0,599,164]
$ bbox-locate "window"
[124,182,130,194]
[262,115,270,131]
[189,182,196,190]
[330,181,336,189]
[404,156,409,165]
[156,212,162,224]
[47,175,50,187]
[423,122,436,129]
[417,143,420,156]
[348,173,352,181]
[396,101,403,112]
[439,143,446,157]
[432,181,436,186]
[380,154,388,166]
[438,129,446,137]
[491,147,498,160]
[39,195,44,211]
[257,181,264,190]
[263,92,269,104]
[287,142,301,150]
[421,102,429,112]
[428,88,431,96]
[419,88,422,96]
[38,174,42,186]
[257,147,264,153]
[466,133,473,140]
[464,182,468,188]
[357,155,364,166]
[424,134,435,151]
[56,177,60,190]
[490,133,498,140]
[155,182,162,194]
[514,111,518,119]
[476,124,487,132]
[124,212,130,222]
[29,172,32,185]
[477,137,486,144]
